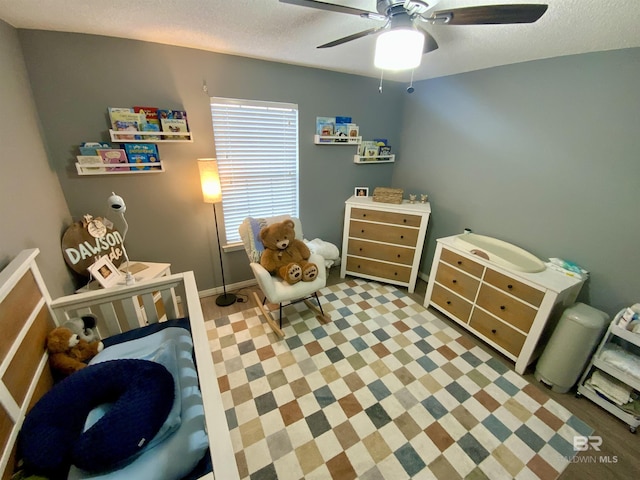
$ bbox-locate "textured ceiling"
[1,0,639,82]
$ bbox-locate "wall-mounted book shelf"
[109,130,193,143]
[314,135,361,145]
[76,162,165,176]
[353,154,395,164]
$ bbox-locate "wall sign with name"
[61,214,126,275]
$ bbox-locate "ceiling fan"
[279,1,548,70]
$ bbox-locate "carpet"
[206,279,593,480]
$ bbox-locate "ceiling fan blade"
[279,0,379,18]
[317,27,384,49]
[433,4,548,25]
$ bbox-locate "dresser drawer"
[349,220,418,247]
[430,283,473,323]
[346,256,412,283]
[440,248,484,278]
[347,239,415,266]
[351,208,422,227]
[434,262,480,302]
[483,269,544,307]
[476,284,537,333]
[469,309,526,357]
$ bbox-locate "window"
[210,97,299,245]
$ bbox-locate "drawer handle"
[363,214,366,217]
[397,254,401,258]
[359,248,363,252]
[507,284,513,289]
[491,329,497,334]
[357,265,361,269]
[500,305,506,311]
[446,300,451,305]
[403,219,407,223]
[452,279,457,284]
[400,235,404,239]
[394,272,398,276]
[361,229,365,233]
[457,260,462,265]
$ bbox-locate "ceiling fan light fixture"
[374,28,425,71]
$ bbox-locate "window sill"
[222,242,244,253]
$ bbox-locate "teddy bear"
[259,219,318,285]
[46,326,104,378]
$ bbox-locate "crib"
[0,249,239,480]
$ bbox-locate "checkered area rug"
[206,279,592,480]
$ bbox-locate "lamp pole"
[212,202,236,307]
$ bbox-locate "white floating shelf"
[314,135,361,145]
[76,162,164,176]
[109,129,193,143]
[353,154,395,164]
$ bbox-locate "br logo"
[573,435,602,451]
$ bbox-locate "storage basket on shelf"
[372,187,403,204]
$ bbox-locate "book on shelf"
[347,124,359,138]
[79,142,111,156]
[123,143,160,170]
[133,106,161,140]
[76,155,105,173]
[316,116,335,138]
[108,108,144,140]
[359,140,379,156]
[379,146,392,156]
[96,148,130,172]
[158,109,189,139]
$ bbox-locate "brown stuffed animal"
[259,219,318,285]
[46,327,104,378]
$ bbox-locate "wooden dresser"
[340,195,431,293]
[425,236,585,374]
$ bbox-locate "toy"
[46,327,104,378]
[61,313,99,343]
[259,219,318,285]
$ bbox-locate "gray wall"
[5,25,638,317]
[17,30,405,292]
[395,48,640,315]
[0,20,74,298]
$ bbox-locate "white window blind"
[210,97,299,244]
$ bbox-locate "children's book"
[108,108,143,140]
[158,109,189,139]
[134,106,161,140]
[123,143,160,170]
[316,116,335,137]
[97,148,130,172]
[79,142,111,156]
[76,155,105,173]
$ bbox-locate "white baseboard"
[199,274,429,299]
[418,271,430,284]
[199,278,258,299]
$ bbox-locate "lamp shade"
[374,28,425,71]
[198,158,222,203]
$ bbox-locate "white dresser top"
[346,195,431,214]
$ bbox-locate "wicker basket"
[372,187,404,204]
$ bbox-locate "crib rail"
[49,273,189,338]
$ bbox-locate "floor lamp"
[198,158,236,307]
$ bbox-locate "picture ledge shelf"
[314,135,361,145]
[75,162,165,176]
[353,154,395,164]
[109,129,193,143]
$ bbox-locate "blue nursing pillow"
[19,359,174,477]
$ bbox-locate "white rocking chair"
[239,216,330,337]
